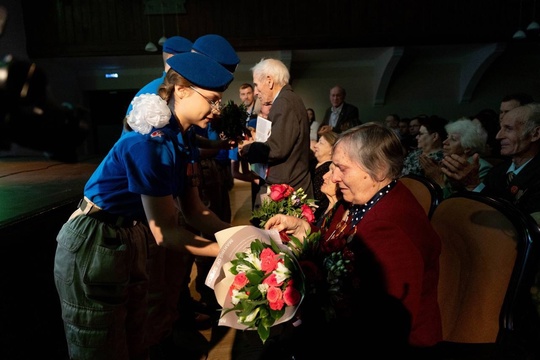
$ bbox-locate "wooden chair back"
[399,174,443,218]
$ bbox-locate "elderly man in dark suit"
[238,58,314,209]
[318,85,361,134]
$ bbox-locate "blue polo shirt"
[84,119,199,220]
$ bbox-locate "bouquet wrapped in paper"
[205,225,305,343]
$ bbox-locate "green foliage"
[212,100,250,140]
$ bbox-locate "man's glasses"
[189,86,222,114]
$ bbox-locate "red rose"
[269,184,295,201]
[301,204,315,223]
[283,283,301,306]
[260,248,279,274]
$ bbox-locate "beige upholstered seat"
[430,192,540,358]
[399,174,442,218]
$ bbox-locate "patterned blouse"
[401,148,444,177]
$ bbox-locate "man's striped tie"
[507,171,515,185]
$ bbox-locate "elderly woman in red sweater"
[265,122,442,358]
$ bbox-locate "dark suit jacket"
[320,102,361,133]
[242,84,314,198]
[481,152,540,216]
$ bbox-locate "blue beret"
[192,34,240,73]
[166,52,234,92]
[163,36,193,54]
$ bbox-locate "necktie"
[507,171,515,185]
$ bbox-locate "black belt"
[78,197,138,227]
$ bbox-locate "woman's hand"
[441,153,481,190]
[419,154,444,186]
[264,214,310,241]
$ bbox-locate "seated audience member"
[472,108,501,161]
[398,117,416,154]
[402,115,448,178]
[441,102,540,224]
[499,92,534,121]
[422,118,492,198]
[261,122,442,358]
[315,167,343,228]
[385,113,401,137]
[407,114,426,151]
[311,130,338,220]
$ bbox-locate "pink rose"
[301,204,315,223]
[269,184,294,201]
[269,298,285,311]
[260,248,279,273]
[263,273,282,287]
[283,282,301,306]
[267,286,284,310]
[231,272,249,290]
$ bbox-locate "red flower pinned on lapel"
[510,185,519,195]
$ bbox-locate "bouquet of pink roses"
[205,226,305,344]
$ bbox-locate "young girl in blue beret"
[53,51,236,360]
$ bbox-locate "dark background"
[22,0,537,58]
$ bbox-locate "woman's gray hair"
[251,58,290,87]
[335,122,405,181]
[445,117,488,155]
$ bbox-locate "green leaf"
[245,270,264,285]
[258,323,270,344]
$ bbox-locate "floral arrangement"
[221,237,304,343]
[126,93,171,134]
[205,226,305,344]
[251,184,317,228]
[212,100,251,141]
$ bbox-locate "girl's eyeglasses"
[189,86,222,114]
